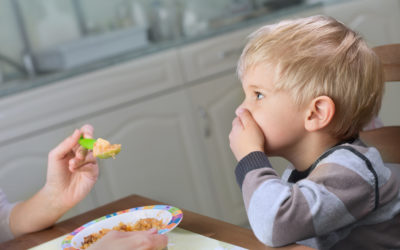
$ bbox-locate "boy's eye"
[255,92,264,100]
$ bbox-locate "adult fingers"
[146,228,158,234]
[81,124,94,139]
[147,234,168,250]
[75,145,88,161]
[49,129,80,160]
[74,124,93,160]
[69,152,97,172]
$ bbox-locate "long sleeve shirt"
[235,142,400,249]
[0,189,16,243]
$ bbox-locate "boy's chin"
[264,146,283,157]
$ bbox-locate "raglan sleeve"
[235,150,376,247]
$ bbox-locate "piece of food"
[81,218,165,249]
[92,138,121,159]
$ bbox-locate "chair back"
[373,43,400,82]
[359,44,400,164]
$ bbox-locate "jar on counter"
[146,0,183,41]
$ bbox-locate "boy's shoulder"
[312,143,397,200]
[318,142,384,172]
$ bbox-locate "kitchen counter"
[0,1,327,98]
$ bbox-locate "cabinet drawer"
[0,49,183,144]
[178,26,258,83]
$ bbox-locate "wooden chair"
[359,43,400,164]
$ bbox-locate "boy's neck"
[286,132,342,172]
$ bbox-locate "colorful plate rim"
[61,204,183,250]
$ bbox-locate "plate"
[61,205,183,250]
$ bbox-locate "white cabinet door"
[77,89,216,217]
[178,25,256,83]
[0,125,98,220]
[185,73,250,226]
[0,49,183,144]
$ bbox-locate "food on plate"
[92,138,121,159]
[81,218,165,249]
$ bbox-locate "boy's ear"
[304,96,335,132]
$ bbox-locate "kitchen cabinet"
[0,50,183,144]
[178,25,256,84]
[177,26,260,226]
[185,73,248,226]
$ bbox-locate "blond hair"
[237,15,384,139]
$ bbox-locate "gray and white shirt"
[235,142,400,249]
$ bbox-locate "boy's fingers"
[232,116,243,129]
[237,108,253,127]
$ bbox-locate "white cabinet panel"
[178,26,257,83]
[0,49,183,144]
[186,73,249,226]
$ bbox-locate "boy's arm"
[236,150,385,247]
[236,151,316,247]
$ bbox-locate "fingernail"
[236,108,245,115]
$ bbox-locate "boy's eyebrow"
[247,83,272,91]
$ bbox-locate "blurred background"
[0,0,399,226]
[0,0,310,85]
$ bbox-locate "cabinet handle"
[198,106,211,138]
[218,47,243,60]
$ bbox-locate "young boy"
[229,15,400,249]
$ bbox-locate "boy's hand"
[45,124,99,211]
[229,108,265,161]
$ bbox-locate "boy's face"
[238,64,306,156]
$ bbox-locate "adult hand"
[45,124,99,211]
[229,108,265,161]
[9,125,99,237]
[89,229,168,250]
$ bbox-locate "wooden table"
[0,194,314,250]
